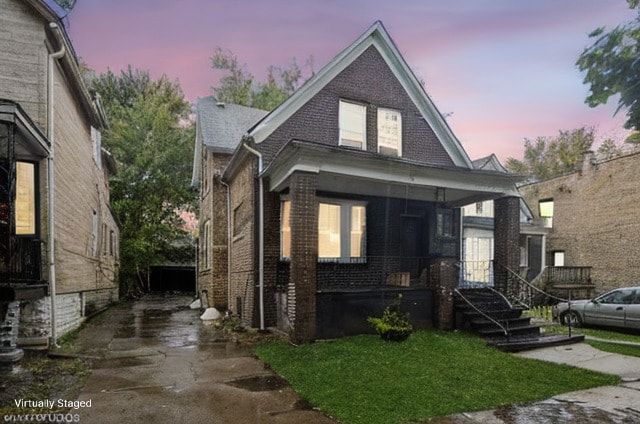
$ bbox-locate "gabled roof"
[191,97,267,185]
[472,154,509,173]
[247,21,473,169]
[196,97,267,154]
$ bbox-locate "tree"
[576,1,640,131]
[210,47,310,110]
[505,127,597,180]
[88,68,196,295]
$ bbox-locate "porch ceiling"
[263,140,523,207]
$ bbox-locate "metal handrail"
[495,261,575,335]
[454,288,509,337]
[497,262,569,304]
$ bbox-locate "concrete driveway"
[72,294,336,424]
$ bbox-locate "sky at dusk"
[63,0,637,161]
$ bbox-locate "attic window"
[339,100,366,149]
[377,108,401,156]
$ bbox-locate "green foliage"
[255,331,618,424]
[576,1,640,130]
[367,294,413,341]
[211,47,310,110]
[506,127,597,180]
[87,67,196,295]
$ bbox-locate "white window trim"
[339,100,366,150]
[280,198,367,263]
[317,197,367,263]
[377,107,402,156]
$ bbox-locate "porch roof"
[0,100,51,159]
[262,140,524,207]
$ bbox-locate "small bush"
[367,294,413,341]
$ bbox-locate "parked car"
[552,286,640,330]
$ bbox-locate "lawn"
[254,331,619,424]
[543,325,640,358]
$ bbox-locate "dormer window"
[339,100,366,149]
[377,108,402,156]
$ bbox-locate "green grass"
[254,331,619,424]
[543,325,640,358]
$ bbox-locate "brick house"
[519,148,640,294]
[0,0,119,352]
[195,21,523,343]
[192,97,267,310]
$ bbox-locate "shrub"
[367,294,413,341]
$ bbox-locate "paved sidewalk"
[434,342,640,423]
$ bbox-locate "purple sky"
[65,0,636,161]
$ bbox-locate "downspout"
[221,179,232,311]
[241,141,265,331]
[47,23,66,347]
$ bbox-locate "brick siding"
[519,151,640,292]
[257,46,455,168]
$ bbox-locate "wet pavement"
[70,294,336,423]
[66,295,640,423]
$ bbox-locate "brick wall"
[493,196,521,293]
[227,159,257,326]
[198,149,231,309]
[0,0,47,126]
[519,150,640,292]
[257,46,455,169]
[288,171,318,343]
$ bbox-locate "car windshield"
[597,288,638,304]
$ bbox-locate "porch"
[0,101,50,303]
[261,140,522,343]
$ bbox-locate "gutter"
[47,22,66,347]
[241,140,265,331]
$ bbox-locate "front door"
[401,215,426,278]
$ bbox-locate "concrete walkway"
[69,294,336,424]
[436,342,640,423]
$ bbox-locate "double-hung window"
[377,108,402,156]
[15,162,36,235]
[339,100,366,149]
[280,199,367,262]
[318,200,367,261]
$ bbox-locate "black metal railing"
[458,260,494,288]
[277,256,431,291]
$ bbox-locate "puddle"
[226,375,290,392]
[495,400,633,424]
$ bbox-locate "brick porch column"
[431,258,458,330]
[288,171,318,343]
[493,196,520,295]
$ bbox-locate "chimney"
[581,150,595,175]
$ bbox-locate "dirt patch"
[0,351,90,414]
